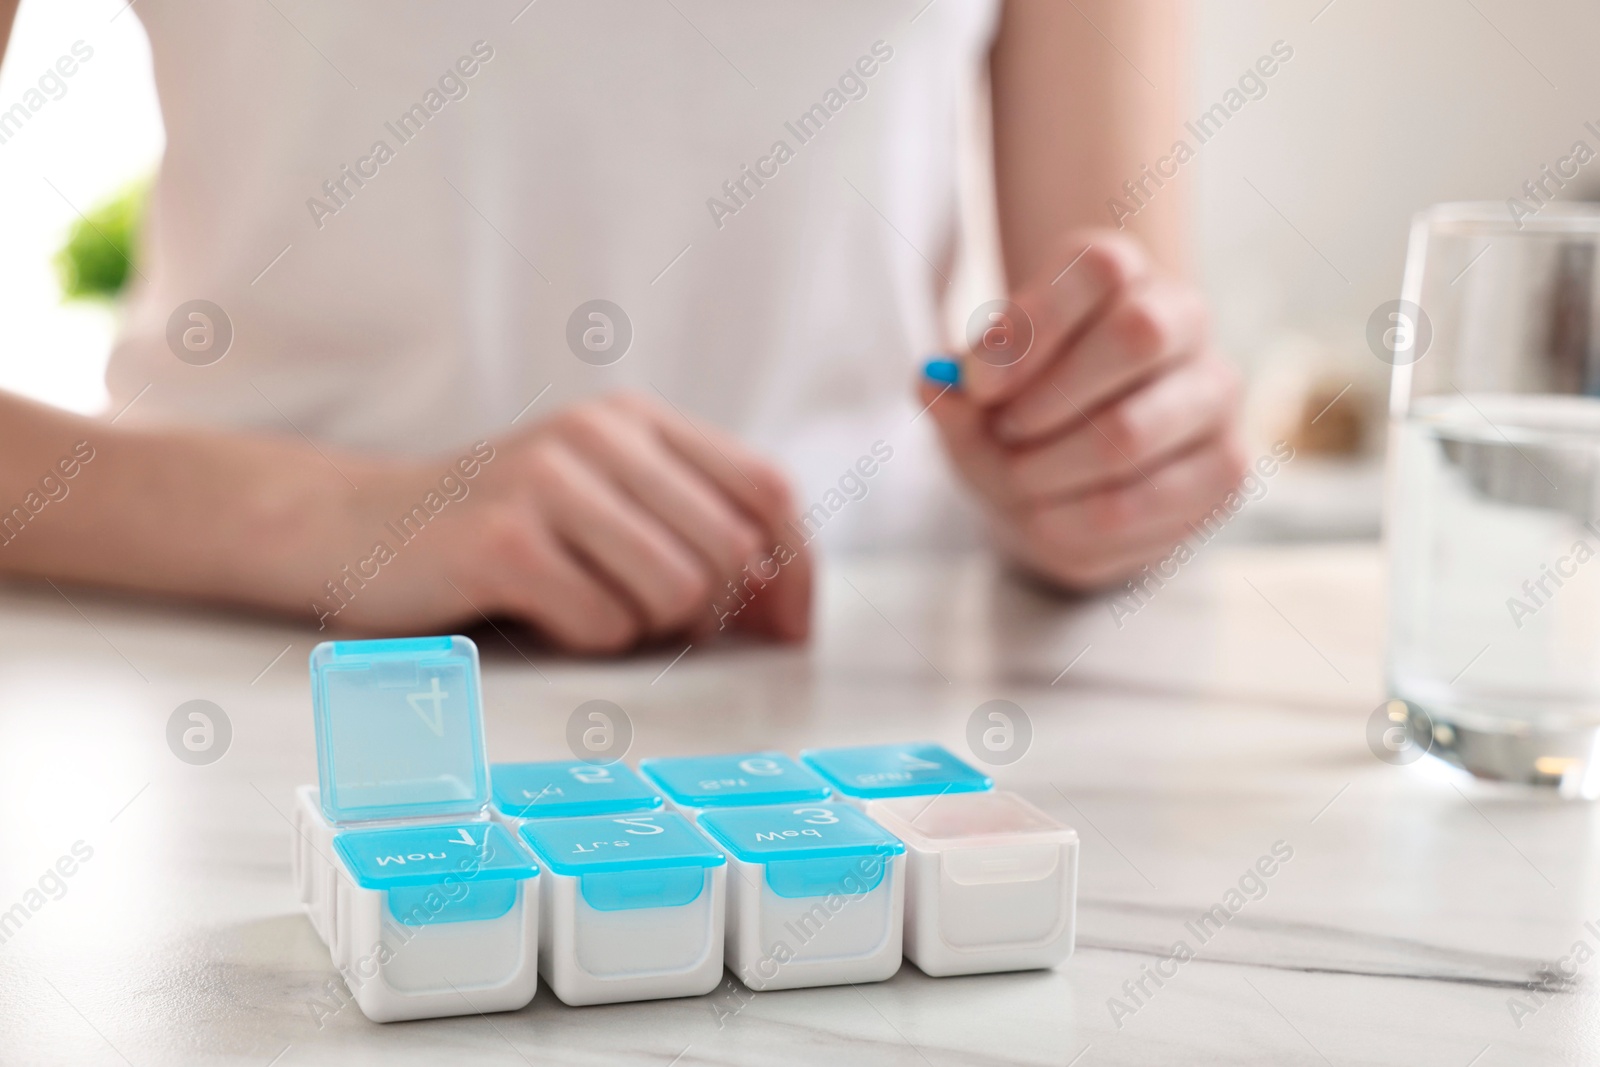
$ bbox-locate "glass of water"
[1387,201,1600,796]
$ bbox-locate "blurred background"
[3,0,1596,543]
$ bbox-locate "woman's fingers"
[994,277,1209,445]
[611,391,813,640]
[962,230,1151,405]
[476,510,642,654]
[1000,519,1199,590]
[1014,431,1250,567]
[612,391,797,537]
[555,403,765,581]
[523,439,713,635]
[1003,351,1240,502]
[716,534,813,642]
[478,393,814,651]
[921,379,1017,509]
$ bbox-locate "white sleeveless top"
[107,1,999,549]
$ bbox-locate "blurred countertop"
[0,542,1586,1066]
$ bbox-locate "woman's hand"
[0,389,810,654]
[925,229,1246,589]
[329,391,812,652]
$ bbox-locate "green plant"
[54,178,148,302]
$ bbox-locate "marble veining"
[1080,899,1565,991]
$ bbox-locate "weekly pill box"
[518,811,726,1006]
[639,751,832,819]
[699,803,906,990]
[298,635,541,1022]
[491,760,664,822]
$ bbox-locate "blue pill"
[922,356,961,387]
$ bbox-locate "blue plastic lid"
[311,636,489,823]
[334,821,538,888]
[518,812,724,911]
[491,760,664,819]
[639,751,832,809]
[800,742,993,799]
[333,821,537,926]
[699,803,904,899]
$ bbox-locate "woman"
[0,0,1242,652]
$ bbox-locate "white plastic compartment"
[518,811,726,1006]
[292,785,337,946]
[330,820,540,1022]
[700,803,905,990]
[867,790,1078,976]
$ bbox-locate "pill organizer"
[804,743,1076,976]
[699,803,906,990]
[491,760,664,822]
[295,636,542,1022]
[289,632,1081,1015]
[518,811,727,1006]
[639,751,832,819]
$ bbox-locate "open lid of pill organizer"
[312,636,490,824]
[800,742,993,800]
[491,760,664,819]
[699,804,905,898]
[639,751,832,808]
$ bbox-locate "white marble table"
[0,544,1589,1066]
